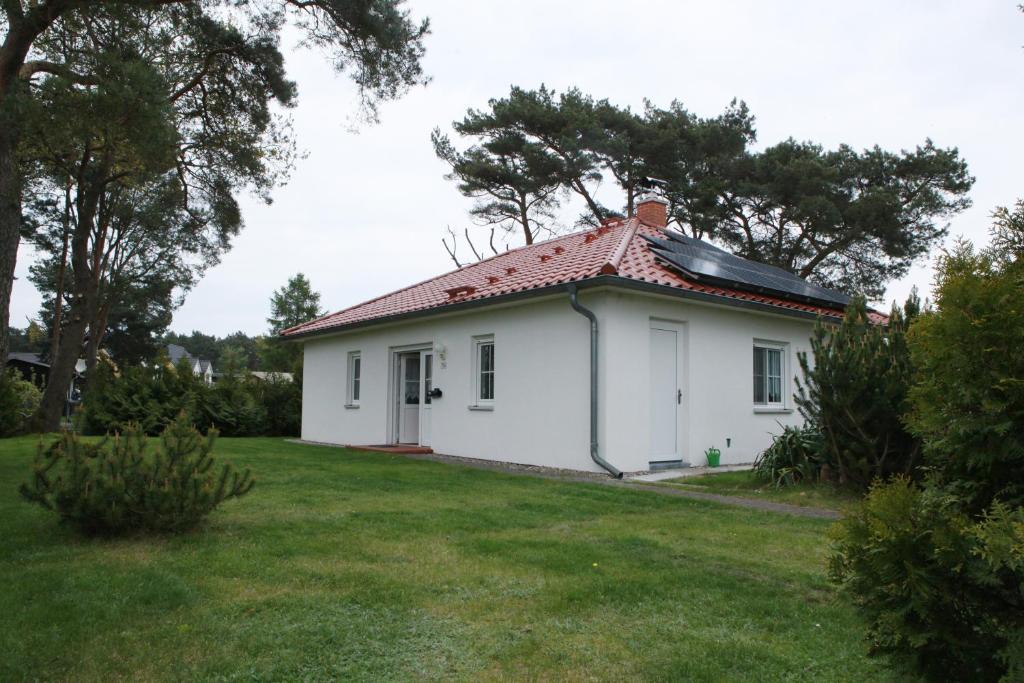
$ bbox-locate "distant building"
[250,371,293,383]
[6,352,84,417]
[6,352,49,384]
[166,344,214,384]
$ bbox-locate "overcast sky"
[10,0,1024,337]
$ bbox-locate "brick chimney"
[636,195,668,228]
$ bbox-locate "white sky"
[10,0,1024,337]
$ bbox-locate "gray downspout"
[567,284,623,478]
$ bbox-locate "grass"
[658,470,863,514]
[0,436,903,682]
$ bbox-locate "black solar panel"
[645,231,851,309]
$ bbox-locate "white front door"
[398,353,421,443]
[650,324,682,464]
[419,351,433,447]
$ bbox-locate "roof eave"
[280,275,843,342]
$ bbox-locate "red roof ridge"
[600,218,640,275]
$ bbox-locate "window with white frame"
[753,342,786,407]
[347,351,361,405]
[473,336,495,404]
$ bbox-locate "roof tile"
[282,218,882,337]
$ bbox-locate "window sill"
[344,403,360,409]
[468,404,494,411]
[753,406,792,414]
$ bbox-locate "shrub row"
[80,359,300,437]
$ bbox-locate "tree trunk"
[35,181,101,431]
[85,300,109,374]
[48,181,73,363]
[0,126,20,365]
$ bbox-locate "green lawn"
[0,436,902,682]
[659,470,863,514]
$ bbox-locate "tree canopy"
[435,86,973,298]
[4,0,427,428]
[0,0,429,373]
[261,273,323,372]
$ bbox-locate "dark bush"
[795,295,921,490]
[195,376,267,437]
[19,413,253,534]
[753,424,823,486]
[906,241,1024,512]
[250,374,302,437]
[0,370,43,437]
[80,358,202,435]
[80,359,300,437]
[830,226,1024,682]
[828,478,1024,682]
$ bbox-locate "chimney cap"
[637,193,669,207]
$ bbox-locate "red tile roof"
[282,218,884,337]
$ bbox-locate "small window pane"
[478,341,494,401]
[350,354,361,403]
[767,348,782,403]
[753,347,766,404]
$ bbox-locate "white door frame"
[649,319,689,466]
[420,351,433,448]
[387,343,432,445]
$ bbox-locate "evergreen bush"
[0,370,43,436]
[829,226,1024,682]
[906,240,1024,511]
[19,413,253,534]
[828,478,1024,682]
[250,374,302,437]
[80,359,300,437]
[795,294,921,489]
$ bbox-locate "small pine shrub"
[19,413,254,534]
[753,424,823,486]
[795,295,921,490]
[828,478,1024,682]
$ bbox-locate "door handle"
[677,388,682,404]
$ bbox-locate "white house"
[283,197,880,476]
[166,344,215,384]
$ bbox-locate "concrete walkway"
[628,463,753,482]
[290,439,840,520]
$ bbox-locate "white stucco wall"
[300,287,815,473]
[597,290,814,470]
[301,296,601,472]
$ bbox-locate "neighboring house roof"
[165,344,213,374]
[167,344,192,363]
[6,352,47,367]
[282,216,886,339]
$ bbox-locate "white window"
[347,351,361,406]
[753,342,786,407]
[473,336,495,405]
